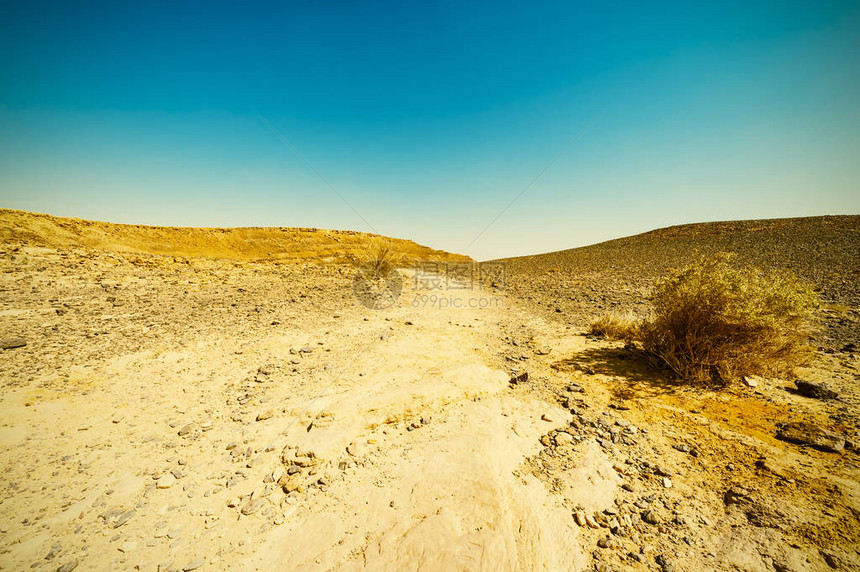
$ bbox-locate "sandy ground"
[1,245,858,571]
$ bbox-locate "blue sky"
[1,0,858,259]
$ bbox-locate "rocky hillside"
[0,209,469,264]
[495,216,860,349]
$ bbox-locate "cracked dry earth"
[1,245,859,571]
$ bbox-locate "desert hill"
[496,215,860,348]
[0,208,469,264]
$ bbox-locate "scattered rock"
[157,474,177,489]
[113,509,135,528]
[183,559,204,571]
[821,551,841,569]
[742,376,760,388]
[177,423,197,437]
[57,560,78,572]
[541,412,555,423]
[509,372,528,384]
[777,421,845,452]
[256,411,273,422]
[795,380,838,400]
[241,498,263,515]
[724,486,751,505]
[45,542,62,559]
[0,338,26,350]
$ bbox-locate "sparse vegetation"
[638,253,819,385]
[589,311,642,343]
[356,237,400,279]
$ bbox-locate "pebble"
[742,376,759,388]
[45,542,62,559]
[662,477,673,488]
[554,432,573,446]
[509,372,529,384]
[673,444,691,453]
[541,412,555,422]
[177,424,197,437]
[157,474,177,489]
[0,338,26,350]
[256,411,273,422]
[57,561,78,572]
[113,509,135,528]
[241,498,263,515]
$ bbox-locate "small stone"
[642,510,660,524]
[821,551,841,569]
[795,380,838,400]
[509,371,529,384]
[742,376,759,388]
[183,559,204,571]
[278,474,304,494]
[655,465,674,477]
[0,338,26,350]
[57,561,78,572]
[777,422,845,452]
[554,432,573,446]
[113,509,135,528]
[575,511,587,526]
[45,542,62,559]
[662,477,673,488]
[673,444,691,453]
[241,498,263,515]
[157,474,177,489]
[597,537,613,548]
[177,424,197,437]
[256,411,273,422]
[541,412,555,423]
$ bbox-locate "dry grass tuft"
[639,253,819,385]
[356,237,402,279]
[589,311,643,343]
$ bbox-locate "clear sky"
[1,1,858,259]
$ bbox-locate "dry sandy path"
[0,262,606,571]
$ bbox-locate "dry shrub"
[589,311,642,343]
[356,237,401,279]
[639,253,819,385]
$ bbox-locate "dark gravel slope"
[494,215,860,349]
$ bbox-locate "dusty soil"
[1,214,859,571]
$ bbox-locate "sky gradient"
[1,0,858,259]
